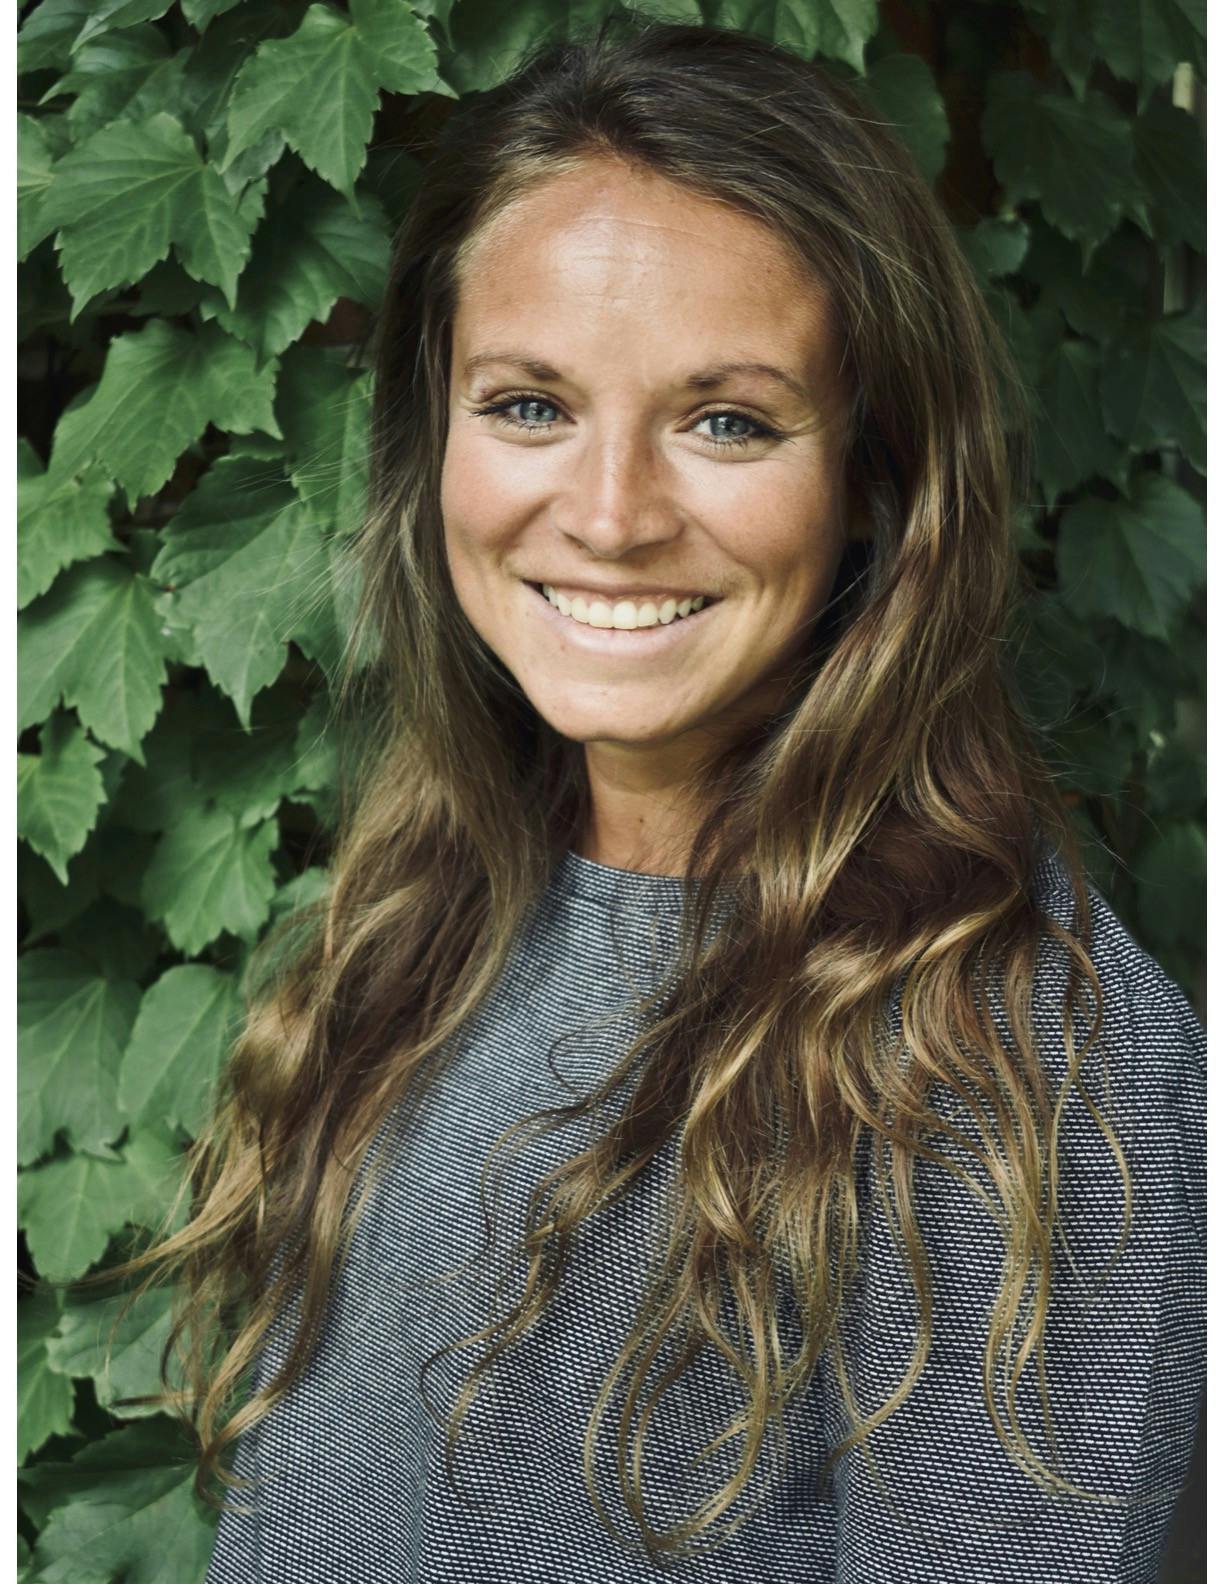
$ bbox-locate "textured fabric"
[205,846,1205,1583]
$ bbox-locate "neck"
[578,737,711,876]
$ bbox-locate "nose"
[551,421,683,559]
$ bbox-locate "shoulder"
[1027,845,1205,1244]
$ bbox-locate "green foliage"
[17,0,1204,1577]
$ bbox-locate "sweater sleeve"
[825,867,1206,1584]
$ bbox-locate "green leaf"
[181,0,244,26]
[1031,337,1130,502]
[1134,98,1205,255]
[18,559,167,760]
[1133,818,1205,954]
[151,457,329,722]
[59,898,166,985]
[17,949,138,1167]
[47,1287,176,1418]
[18,1290,74,1465]
[864,52,949,183]
[702,0,877,71]
[982,72,1145,257]
[72,0,175,52]
[119,965,243,1137]
[17,944,136,1172]
[141,806,279,954]
[19,1419,218,1584]
[18,1129,185,1281]
[1022,220,1150,342]
[40,112,263,313]
[203,176,389,362]
[46,28,186,141]
[193,683,314,824]
[1089,0,1204,108]
[1057,473,1205,640]
[224,0,447,195]
[18,444,117,609]
[17,0,93,74]
[1101,305,1206,473]
[47,320,281,500]
[18,116,60,262]
[277,344,373,533]
[18,713,108,884]
[959,216,1030,282]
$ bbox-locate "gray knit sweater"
[206,848,1205,1582]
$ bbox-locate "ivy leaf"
[47,1287,176,1419]
[18,1129,185,1281]
[959,216,1030,282]
[17,0,93,74]
[864,52,949,182]
[1101,305,1205,474]
[1134,98,1205,255]
[18,559,167,761]
[982,72,1146,257]
[203,177,389,362]
[151,457,329,723]
[181,0,244,26]
[40,112,263,313]
[118,964,243,1137]
[18,116,60,262]
[1031,337,1130,502]
[1133,818,1206,955]
[703,0,878,71]
[17,948,138,1167]
[1022,220,1151,342]
[277,345,373,534]
[18,1291,74,1465]
[1089,0,1204,109]
[18,441,117,609]
[47,320,281,500]
[55,33,190,144]
[141,806,279,954]
[71,0,175,51]
[1057,473,1205,640]
[224,0,448,195]
[18,713,108,885]
[193,683,313,824]
[19,1419,218,1584]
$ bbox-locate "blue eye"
[472,395,560,432]
[469,394,783,450]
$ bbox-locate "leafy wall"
[16,0,1206,1576]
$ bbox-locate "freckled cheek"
[441,433,544,558]
[713,472,845,608]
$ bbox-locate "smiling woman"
[440,159,858,867]
[125,18,1202,1584]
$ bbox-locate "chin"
[531,697,693,749]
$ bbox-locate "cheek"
[439,435,512,590]
[716,467,847,606]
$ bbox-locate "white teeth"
[538,585,711,629]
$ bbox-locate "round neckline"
[552,849,694,910]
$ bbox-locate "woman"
[140,20,1203,1581]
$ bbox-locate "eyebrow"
[460,351,810,403]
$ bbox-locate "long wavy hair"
[120,17,1126,1560]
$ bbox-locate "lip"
[522,580,721,652]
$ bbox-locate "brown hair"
[119,17,1124,1560]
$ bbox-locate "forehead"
[451,160,842,387]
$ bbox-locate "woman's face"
[441,158,853,757]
